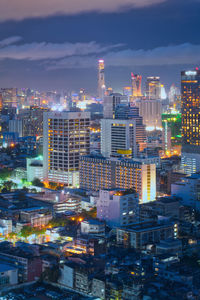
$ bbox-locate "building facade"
[97,189,139,227]
[79,155,156,203]
[101,118,137,158]
[43,111,90,186]
[181,70,200,175]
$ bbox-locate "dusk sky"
[0,0,200,93]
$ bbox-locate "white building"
[27,157,43,182]
[136,99,162,129]
[59,264,74,288]
[81,219,105,236]
[171,173,200,211]
[0,219,12,236]
[43,111,90,187]
[181,151,200,176]
[103,93,128,119]
[101,118,137,158]
[97,189,139,227]
[0,264,18,287]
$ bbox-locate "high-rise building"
[115,104,146,151]
[181,69,200,175]
[146,77,161,100]
[43,111,90,187]
[79,155,156,203]
[98,59,105,99]
[103,93,128,119]
[0,88,18,108]
[97,189,139,227]
[131,73,142,99]
[136,99,162,129]
[101,118,137,158]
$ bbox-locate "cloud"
[0,0,167,21]
[0,36,22,47]
[0,38,199,70]
[48,43,200,69]
[0,38,123,60]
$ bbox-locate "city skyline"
[0,0,200,91]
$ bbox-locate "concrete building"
[0,264,18,288]
[8,119,23,137]
[101,118,137,158]
[0,219,12,236]
[136,99,162,129]
[171,173,200,211]
[103,93,128,119]
[43,111,90,187]
[117,220,177,250]
[81,219,105,236]
[80,155,156,203]
[146,77,161,100]
[115,104,146,152]
[97,189,139,227]
[27,156,43,182]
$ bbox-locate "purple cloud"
[0,0,167,21]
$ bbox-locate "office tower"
[168,84,180,104]
[80,155,156,203]
[181,69,200,175]
[101,119,137,158]
[98,59,105,99]
[43,111,90,186]
[103,93,128,119]
[146,77,161,100]
[131,73,142,98]
[9,119,23,137]
[0,88,18,108]
[136,99,162,129]
[97,189,139,227]
[115,104,146,151]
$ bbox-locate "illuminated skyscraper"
[98,59,105,99]
[146,77,161,100]
[43,111,90,187]
[181,69,200,175]
[131,73,142,99]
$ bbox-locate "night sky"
[0,0,200,93]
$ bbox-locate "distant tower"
[146,77,161,100]
[98,59,106,99]
[131,73,142,98]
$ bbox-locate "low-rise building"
[0,263,18,288]
[97,189,139,227]
[117,220,177,250]
[81,219,105,236]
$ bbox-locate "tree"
[20,226,34,238]
[0,168,13,181]
[32,178,44,187]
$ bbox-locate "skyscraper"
[115,104,146,151]
[98,59,105,99]
[131,73,142,99]
[103,93,128,119]
[181,69,200,175]
[146,77,161,100]
[101,118,137,158]
[43,111,90,187]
